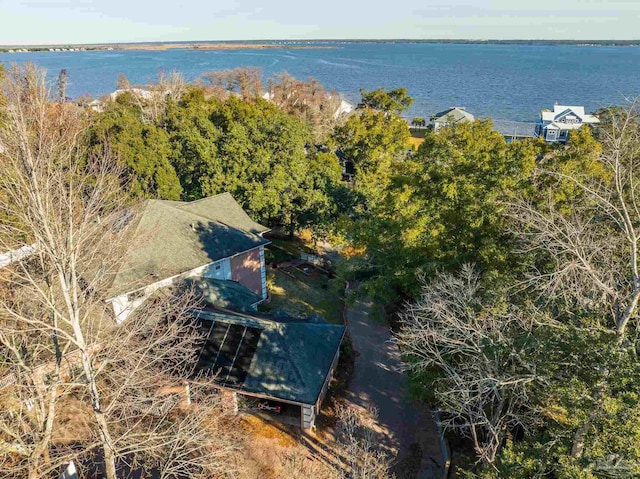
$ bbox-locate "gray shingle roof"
[431,107,475,123]
[185,277,263,312]
[108,194,269,297]
[165,193,269,236]
[195,309,346,405]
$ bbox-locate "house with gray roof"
[431,107,475,131]
[194,307,346,430]
[3,191,345,432]
[106,193,270,323]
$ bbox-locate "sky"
[0,0,638,45]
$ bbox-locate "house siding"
[108,246,268,323]
[230,248,264,297]
[109,255,252,323]
[202,258,232,281]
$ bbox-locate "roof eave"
[309,325,347,406]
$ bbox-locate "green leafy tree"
[473,322,640,479]
[88,99,182,200]
[161,88,223,200]
[357,87,413,115]
[296,148,344,239]
[401,106,640,477]
[91,82,340,236]
[331,101,410,208]
[206,95,313,232]
[343,120,537,299]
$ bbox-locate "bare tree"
[510,103,640,339]
[279,449,340,479]
[146,70,187,122]
[0,282,74,479]
[114,71,187,122]
[199,69,346,141]
[267,73,344,142]
[56,69,68,102]
[200,67,264,101]
[0,64,237,479]
[333,405,393,479]
[114,72,147,114]
[396,265,541,464]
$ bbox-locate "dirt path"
[345,297,445,479]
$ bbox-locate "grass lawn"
[264,237,315,263]
[408,125,429,149]
[264,268,342,324]
[261,237,343,324]
[408,136,425,149]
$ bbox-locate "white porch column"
[302,404,316,429]
[232,392,239,415]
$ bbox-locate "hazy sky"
[0,0,638,45]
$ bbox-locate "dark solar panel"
[197,322,228,369]
[194,319,214,358]
[210,321,230,348]
[226,327,261,385]
[215,324,245,377]
[196,320,262,387]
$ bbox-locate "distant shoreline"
[113,43,338,51]
[0,42,338,53]
[1,39,640,53]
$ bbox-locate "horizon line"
[2,38,640,48]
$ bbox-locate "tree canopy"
[89,83,342,235]
[357,87,414,114]
[398,105,640,477]
[31,68,640,478]
[89,98,182,200]
[339,119,538,299]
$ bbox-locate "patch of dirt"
[237,416,338,479]
[52,396,94,444]
[241,415,299,448]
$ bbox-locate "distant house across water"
[431,107,475,131]
[535,104,600,143]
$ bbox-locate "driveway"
[345,297,445,479]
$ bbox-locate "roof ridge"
[162,201,253,237]
[179,192,231,206]
[169,194,266,236]
[163,200,225,225]
[122,199,157,253]
[107,196,270,298]
[106,199,155,293]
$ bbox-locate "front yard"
[261,237,343,324]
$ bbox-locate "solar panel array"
[196,319,262,386]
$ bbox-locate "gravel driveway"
[345,297,445,479]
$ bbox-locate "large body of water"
[2,42,639,122]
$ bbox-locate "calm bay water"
[1,42,639,121]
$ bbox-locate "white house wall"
[0,243,38,269]
[110,274,176,324]
[202,258,232,281]
[108,255,257,323]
